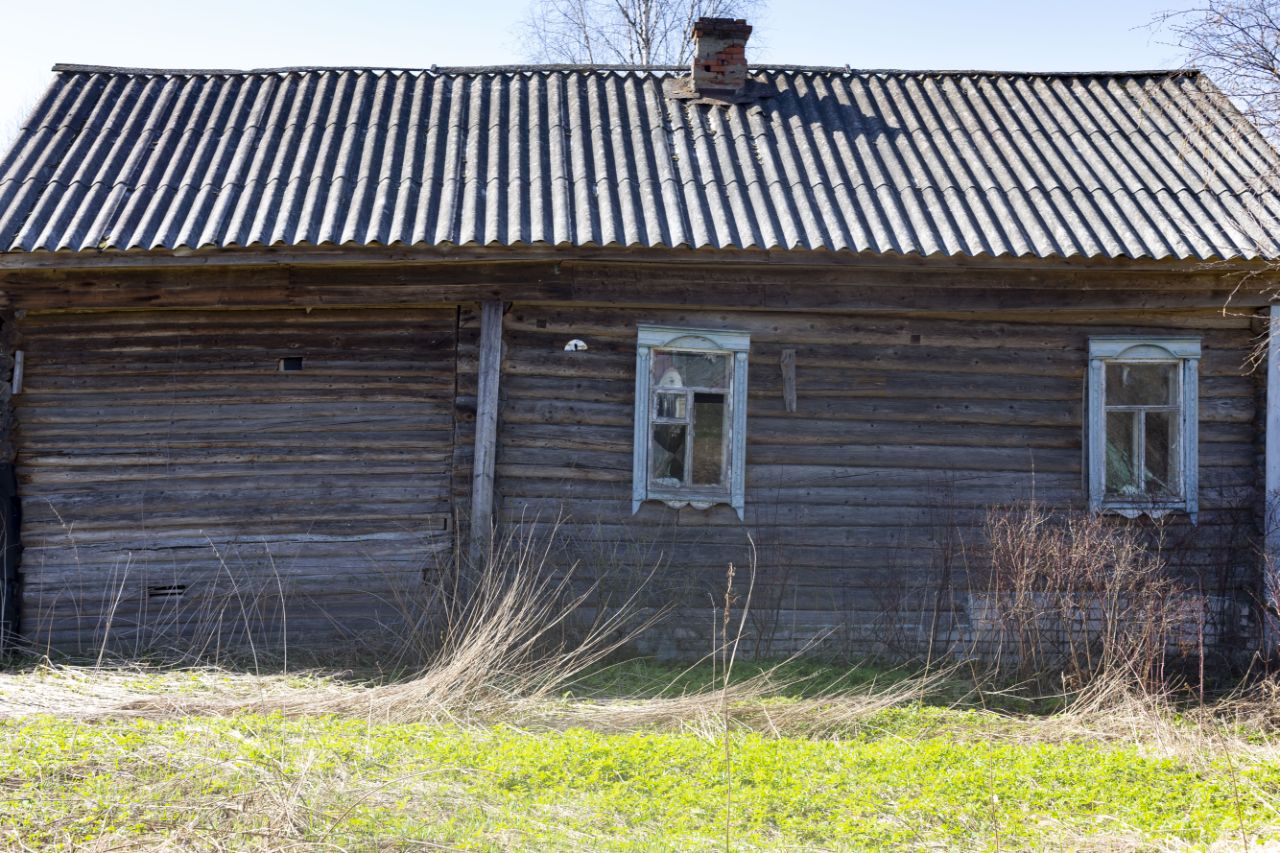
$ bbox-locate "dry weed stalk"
[1,537,964,745]
[90,522,661,724]
[721,560,737,853]
[976,504,1185,692]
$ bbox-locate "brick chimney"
[691,17,752,97]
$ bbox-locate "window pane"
[1144,411,1182,498]
[691,392,727,485]
[656,392,687,420]
[1106,363,1177,406]
[1105,411,1139,497]
[652,351,729,389]
[651,424,687,486]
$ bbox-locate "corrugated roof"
[2,63,1279,261]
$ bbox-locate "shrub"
[971,504,1186,691]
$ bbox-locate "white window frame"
[633,325,749,519]
[1087,336,1200,521]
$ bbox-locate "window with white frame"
[1087,337,1200,519]
[632,326,749,519]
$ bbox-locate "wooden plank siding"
[0,259,1270,660]
[12,306,462,655]
[494,302,1263,658]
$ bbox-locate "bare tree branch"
[1154,1,1280,140]
[520,0,763,66]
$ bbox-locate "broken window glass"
[648,349,731,492]
[651,424,687,486]
[656,392,686,419]
[1102,360,1181,502]
[1106,363,1175,406]
[691,392,726,485]
[1144,411,1180,498]
[652,351,730,390]
[1105,411,1139,498]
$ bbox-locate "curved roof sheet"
[1,64,1279,261]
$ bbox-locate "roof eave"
[1,243,1276,275]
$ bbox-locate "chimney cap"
[692,17,753,40]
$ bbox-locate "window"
[1087,337,1200,519]
[633,326,749,518]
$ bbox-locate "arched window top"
[1089,337,1201,362]
[637,326,751,353]
[662,334,726,351]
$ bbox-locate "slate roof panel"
[1,64,1278,260]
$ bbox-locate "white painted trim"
[11,351,23,396]
[730,350,749,520]
[1089,337,1201,360]
[637,326,751,351]
[631,345,652,515]
[1087,356,1105,513]
[1086,335,1200,519]
[632,324,750,518]
[1183,356,1199,522]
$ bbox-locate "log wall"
[13,306,462,655]
[0,258,1269,660]
[496,302,1262,659]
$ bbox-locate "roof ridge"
[49,62,1200,78]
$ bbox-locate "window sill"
[638,493,742,519]
[645,491,729,508]
[661,498,719,511]
[1098,502,1195,522]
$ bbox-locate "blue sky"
[0,0,1188,147]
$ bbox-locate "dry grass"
[0,656,962,742]
[6,662,1280,852]
[8,653,1280,761]
[6,519,1280,849]
[975,503,1191,692]
[0,535,961,740]
[0,663,332,719]
[1,525,960,737]
[13,523,656,726]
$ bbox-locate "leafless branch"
[519,0,762,66]
[1154,1,1280,140]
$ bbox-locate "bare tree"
[1156,1,1280,140]
[521,0,763,66]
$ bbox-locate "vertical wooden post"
[631,344,651,516]
[1086,355,1105,513]
[0,314,20,653]
[1265,304,1280,658]
[780,348,797,413]
[469,300,503,566]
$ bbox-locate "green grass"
[2,664,1279,850]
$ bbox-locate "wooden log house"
[2,18,1280,658]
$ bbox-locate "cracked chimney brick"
[691,17,752,97]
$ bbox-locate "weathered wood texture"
[13,306,461,654]
[495,302,1263,659]
[2,259,1275,314]
[1267,304,1280,657]
[469,301,503,562]
[0,259,1271,660]
[0,313,18,650]
[452,307,480,556]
